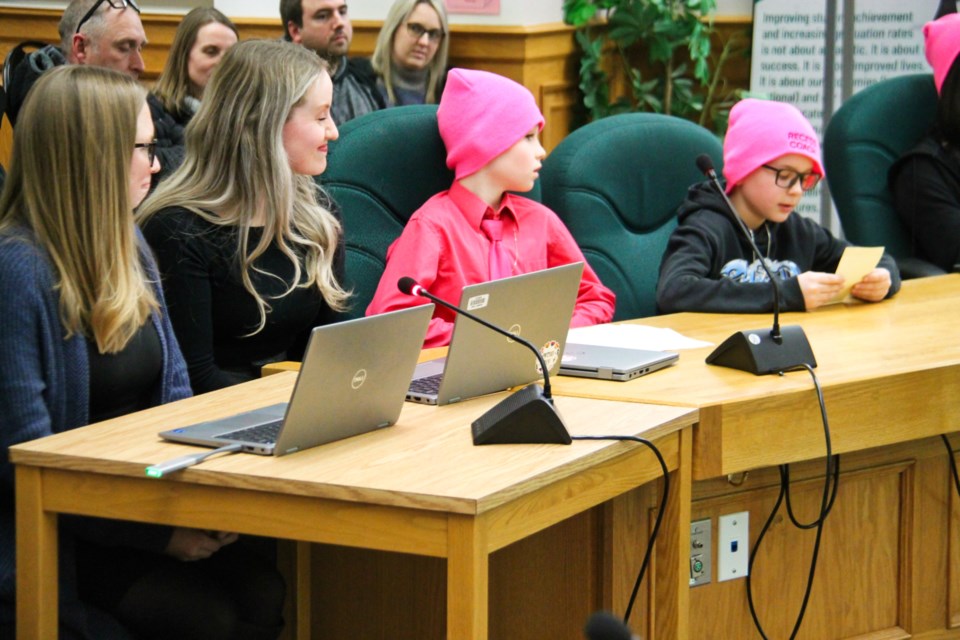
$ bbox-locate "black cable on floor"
[571,434,669,626]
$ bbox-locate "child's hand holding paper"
[830,246,885,304]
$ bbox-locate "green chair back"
[320,106,452,319]
[541,113,723,320]
[823,74,940,275]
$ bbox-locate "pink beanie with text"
[924,13,960,93]
[437,68,545,180]
[722,98,823,193]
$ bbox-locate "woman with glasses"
[656,98,900,314]
[149,7,239,184]
[138,40,348,394]
[0,65,285,640]
[371,0,449,107]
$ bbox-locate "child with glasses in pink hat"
[366,68,615,347]
[889,0,960,273]
[657,98,900,314]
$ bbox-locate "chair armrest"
[897,257,948,279]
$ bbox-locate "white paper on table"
[829,246,885,304]
[566,324,713,351]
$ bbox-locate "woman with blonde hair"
[139,39,349,394]
[149,7,239,183]
[371,0,449,106]
[0,65,284,639]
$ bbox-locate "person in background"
[138,40,349,394]
[149,7,239,184]
[0,65,285,640]
[371,0,449,107]
[888,0,960,273]
[280,0,385,124]
[657,98,900,314]
[366,68,616,347]
[6,0,147,127]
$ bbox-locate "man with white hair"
[7,0,147,126]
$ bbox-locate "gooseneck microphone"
[398,277,571,445]
[695,154,817,375]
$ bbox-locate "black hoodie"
[655,181,901,314]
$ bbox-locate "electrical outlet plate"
[718,511,749,582]
[690,518,711,586]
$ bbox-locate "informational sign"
[750,0,937,225]
[444,0,500,15]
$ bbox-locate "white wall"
[7,0,754,23]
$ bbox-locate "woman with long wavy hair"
[0,65,284,639]
[138,39,349,394]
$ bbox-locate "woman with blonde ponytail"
[139,39,349,393]
[0,65,285,640]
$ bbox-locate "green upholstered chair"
[540,113,723,321]
[823,73,944,278]
[321,104,543,319]
[320,105,452,320]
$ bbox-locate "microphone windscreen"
[695,153,715,176]
[583,611,633,640]
[397,277,418,295]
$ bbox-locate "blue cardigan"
[0,225,192,626]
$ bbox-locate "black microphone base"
[472,384,572,445]
[706,324,817,375]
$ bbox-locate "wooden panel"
[0,8,754,157]
[946,436,960,631]
[307,508,605,640]
[689,437,960,640]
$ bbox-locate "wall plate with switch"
[718,511,749,582]
[690,518,711,586]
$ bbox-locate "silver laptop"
[559,344,679,382]
[159,305,434,455]
[406,263,583,405]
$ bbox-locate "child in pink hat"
[366,68,615,347]
[657,98,899,314]
[888,0,960,273]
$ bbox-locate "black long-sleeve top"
[889,134,960,272]
[142,206,345,393]
[656,181,901,314]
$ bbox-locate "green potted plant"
[564,0,743,131]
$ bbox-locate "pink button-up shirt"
[366,182,616,347]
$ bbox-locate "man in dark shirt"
[7,0,148,126]
[280,0,385,125]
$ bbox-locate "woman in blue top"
[0,65,283,639]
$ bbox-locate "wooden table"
[11,373,695,640]
[552,274,960,478]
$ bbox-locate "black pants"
[75,535,285,640]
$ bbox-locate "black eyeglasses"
[761,164,821,192]
[405,22,444,43]
[75,0,141,35]
[134,140,157,165]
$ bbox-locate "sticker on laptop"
[538,340,561,374]
[466,294,490,311]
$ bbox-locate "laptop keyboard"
[216,420,283,444]
[408,373,443,396]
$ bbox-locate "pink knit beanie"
[924,13,960,93]
[722,98,823,193]
[437,68,545,180]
